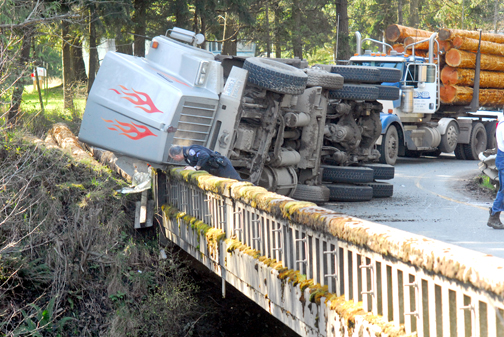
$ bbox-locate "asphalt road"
[324,154,504,259]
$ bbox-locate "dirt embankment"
[1,124,297,336]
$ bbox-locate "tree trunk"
[336,0,351,62]
[8,30,31,122]
[446,49,504,71]
[452,36,504,56]
[71,38,87,83]
[291,0,302,58]
[494,0,500,32]
[385,24,432,43]
[274,2,281,58]
[441,85,504,107]
[222,13,237,56]
[438,29,504,44]
[133,0,147,57]
[87,5,99,94]
[404,36,438,52]
[265,0,271,57]
[397,0,403,25]
[62,21,74,110]
[441,66,504,88]
[409,0,419,28]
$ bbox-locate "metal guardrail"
[160,168,504,337]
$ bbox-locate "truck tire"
[357,181,394,198]
[321,165,374,183]
[463,122,487,160]
[305,69,344,89]
[361,163,395,180]
[330,65,380,83]
[291,184,330,203]
[326,184,373,202]
[376,85,400,100]
[378,68,402,83]
[377,125,399,165]
[485,122,497,150]
[439,120,459,153]
[312,64,333,72]
[329,84,379,101]
[454,143,467,160]
[243,58,308,95]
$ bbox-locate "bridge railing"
[158,167,504,337]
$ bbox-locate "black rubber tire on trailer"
[485,122,497,150]
[321,165,374,184]
[326,184,373,202]
[376,85,400,101]
[329,84,379,101]
[439,120,459,153]
[454,143,467,160]
[243,57,308,95]
[330,65,380,83]
[377,125,399,165]
[357,181,394,198]
[378,68,402,83]
[291,184,330,204]
[361,163,395,180]
[463,122,487,160]
[305,69,344,89]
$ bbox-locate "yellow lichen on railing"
[224,236,409,336]
[165,167,504,298]
[162,203,225,257]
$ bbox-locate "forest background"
[1,0,504,121]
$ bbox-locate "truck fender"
[436,118,457,135]
[376,113,403,145]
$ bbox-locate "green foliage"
[10,297,74,337]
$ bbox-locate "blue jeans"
[491,149,504,215]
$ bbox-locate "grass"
[0,81,202,336]
[21,79,87,114]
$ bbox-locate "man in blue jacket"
[168,145,243,181]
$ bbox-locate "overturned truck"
[79,28,398,203]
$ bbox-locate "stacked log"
[439,28,504,107]
[386,24,433,43]
[385,24,446,61]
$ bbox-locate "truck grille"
[173,101,217,146]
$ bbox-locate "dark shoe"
[487,209,504,229]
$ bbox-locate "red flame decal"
[102,118,157,140]
[109,86,163,113]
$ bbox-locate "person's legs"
[216,158,242,180]
[489,151,504,229]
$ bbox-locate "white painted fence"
[155,168,504,337]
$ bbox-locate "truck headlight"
[196,61,209,86]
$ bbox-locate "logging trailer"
[348,30,500,165]
[78,27,400,203]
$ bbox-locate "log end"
[438,28,451,41]
[452,36,463,49]
[440,85,457,104]
[392,44,405,53]
[440,66,458,86]
[386,24,401,43]
[439,40,452,53]
[445,49,462,67]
